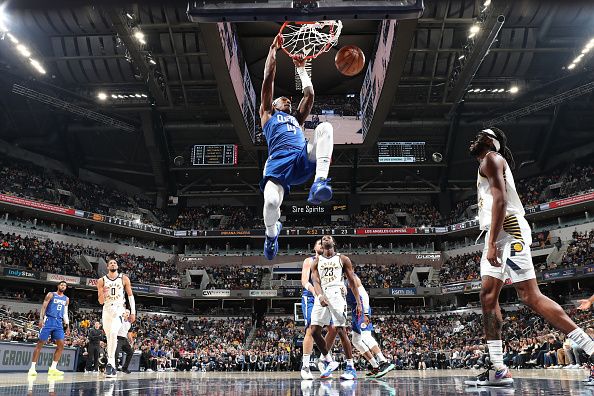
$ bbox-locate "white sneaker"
[300,366,313,380]
[28,368,37,377]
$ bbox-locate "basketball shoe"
[340,365,357,380]
[464,364,513,386]
[300,366,313,380]
[263,221,282,260]
[319,360,339,379]
[308,178,332,205]
[48,367,64,376]
[375,361,396,379]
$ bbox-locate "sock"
[314,122,333,180]
[487,340,505,370]
[369,357,379,368]
[302,354,310,368]
[568,328,594,356]
[50,361,57,369]
[315,157,330,180]
[31,362,36,370]
[376,352,387,363]
[346,359,354,368]
[263,182,283,238]
[324,353,333,362]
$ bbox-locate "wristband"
[297,66,312,91]
[128,295,136,315]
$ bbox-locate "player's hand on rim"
[293,54,306,68]
[271,34,283,50]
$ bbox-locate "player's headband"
[481,129,501,152]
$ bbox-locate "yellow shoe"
[48,367,64,376]
[27,368,37,376]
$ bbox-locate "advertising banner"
[3,267,40,280]
[355,228,416,235]
[249,290,278,297]
[150,286,180,297]
[0,194,75,216]
[0,342,77,372]
[282,288,301,298]
[543,268,576,280]
[201,289,231,297]
[390,288,416,296]
[583,265,594,275]
[86,278,98,287]
[549,192,594,209]
[441,283,466,294]
[47,273,80,285]
[132,285,151,293]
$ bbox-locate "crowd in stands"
[355,263,414,289]
[439,252,481,284]
[172,207,259,230]
[200,266,268,290]
[0,231,178,287]
[561,230,594,269]
[3,300,593,372]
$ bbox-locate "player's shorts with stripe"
[311,286,348,327]
[39,317,65,342]
[259,144,316,193]
[301,294,315,329]
[480,214,536,284]
[351,306,374,334]
[102,304,125,335]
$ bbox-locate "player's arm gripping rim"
[259,35,282,128]
[96,277,105,305]
[482,153,507,267]
[301,255,317,296]
[293,55,314,127]
[341,255,363,318]
[38,292,53,329]
[123,274,136,324]
[310,256,327,305]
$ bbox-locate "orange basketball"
[335,45,365,77]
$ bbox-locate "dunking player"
[28,281,70,376]
[300,239,323,379]
[97,259,136,378]
[310,235,362,380]
[325,273,395,378]
[466,127,594,386]
[260,35,334,260]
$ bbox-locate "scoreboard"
[191,145,238,166]
[377,141,426,163]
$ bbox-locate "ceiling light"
[135,93,141,98]
[29,59,45,74]
[97,92,107,101]
[141,94,147,98]
[567,63,576,70]
[111,94,118,99]
[458,54,465,60]
[0,3,8,31]
[582,47,591,54]
[479,89,486,92]
[6,33,18,44]
[134,31,144,40]
[573,54,584,63]
[483,0,491,6]
[469,25,480,34]
[16,44,31,57]
[149,58,157,65]
[498,88,505,92]
[509,86,519,94]
[126,13,134,20]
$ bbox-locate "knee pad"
[315,122,333,138]
[351,331,370,354]
[361,331,379,350]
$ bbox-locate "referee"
[85,321,103,372]
[115,310,134,374]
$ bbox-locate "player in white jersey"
[96,259,136,378]
[466,127,594,387]
[310,235,362,380]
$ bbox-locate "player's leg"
[326,288,356,379]
[310,299,339,378]
[48,338,65,376]
[121,341,133,373]
[324,325,338,351]
[262,180,284,260]
[28,339,46,376]
[103,312,122,377]
[360,331,395,377]
[351,330,378,376]
[301,295,315,379]
[306,122,334,204]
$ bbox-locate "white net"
[280,20,343,59]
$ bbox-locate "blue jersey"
[263,110,306,154]
[45,292,68,320]
[346,286,373,333]
[302,255,316,298]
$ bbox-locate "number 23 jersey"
[318,253,344,290]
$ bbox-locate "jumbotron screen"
[377,141,426,163]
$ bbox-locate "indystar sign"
[0,342,77,372]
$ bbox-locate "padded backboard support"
[187,0,424,22]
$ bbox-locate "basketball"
[335,45,365,76]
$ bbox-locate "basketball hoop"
[278,20,342,60]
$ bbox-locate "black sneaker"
[366,367,379,377]
[105,364,117,378]
[375,361,396,379]
[465,365,513,386]
[123,369,132,374]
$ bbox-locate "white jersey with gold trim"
[318,253,344,290]
[103,274,126,313]
[477,153,525,230]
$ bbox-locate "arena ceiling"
[0,0,592,202]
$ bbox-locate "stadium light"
[16,44,31,57]
[29,58,46,74]
[6,32,17,44]
[567,63,576,70]
[468,24,480,39]
[97,92,108,101]
[509,86,519,94]
[0,3,8,31]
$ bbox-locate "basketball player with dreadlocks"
[260,35,334,260]
[465,127,594,386]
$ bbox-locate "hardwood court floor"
[2,368,593,395]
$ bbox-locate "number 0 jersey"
[103,274,126,311]
[318,253,344,290]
